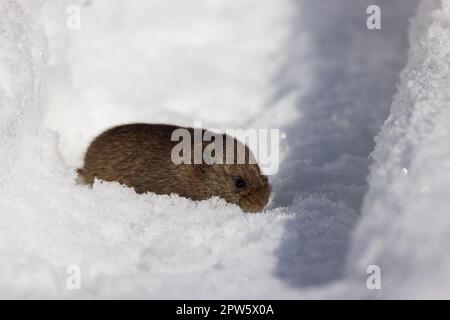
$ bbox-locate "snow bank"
[0,0,301,299]
[347,0,450,299]
[2,0,446,299]
[0,0,46,164]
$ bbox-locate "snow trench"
[1,0,449,298]
[347,0,450,299]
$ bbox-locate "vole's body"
[80,124,270,212]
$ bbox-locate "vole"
[78,123,271,213]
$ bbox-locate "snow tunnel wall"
[0,1,47,162]
[347,0,450,299]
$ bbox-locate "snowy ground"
[0,0,449,298]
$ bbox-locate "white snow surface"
[0,0,449,298]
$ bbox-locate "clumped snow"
[0,0,449,299]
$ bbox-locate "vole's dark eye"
[235,178,246,189]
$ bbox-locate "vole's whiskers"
[268,175,283,190]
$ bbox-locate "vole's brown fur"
[79,123,270,213]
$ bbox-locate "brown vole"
[79,123,271,213]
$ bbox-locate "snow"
[0,0,449,299]
[346,0,450,299]
[42,0,295,168]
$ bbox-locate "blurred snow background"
[42,0,297,167]
[0,0,449,298]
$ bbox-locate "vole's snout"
[241,185,271,213]
[243,199,268,213]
